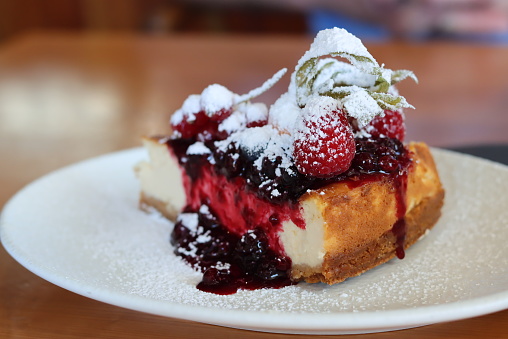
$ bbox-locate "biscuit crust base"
[139,192,180,221]
[291,187,444,284]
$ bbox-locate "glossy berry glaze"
[171,209,293,295]
[167,135,412,294]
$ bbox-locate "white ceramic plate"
[2,148,508,335]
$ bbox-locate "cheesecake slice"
[135,28,444,294]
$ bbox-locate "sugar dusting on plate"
[73,149,508,313]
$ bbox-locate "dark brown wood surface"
[1,32,508,338]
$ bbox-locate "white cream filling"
[279,198,325,269]
[135,139,186,214]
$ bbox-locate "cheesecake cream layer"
[135,137,186,221]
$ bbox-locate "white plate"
[2,148,508,335]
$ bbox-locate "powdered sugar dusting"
[48,149,507,314]
[252,130,294,171]
[171,28,417,178]
[341,86,384,126]
[295,27,377,76]
[314,59,377,91]
[292,96,355,176]
[170,94,200,125]
[217,125,285,161]
[217,110,247,135]
[243,102,268,124]
[236,68,287,103]
[186,141,211,156]
[177,213,199,232]
[288,27,415,128]
[170,28,418,194]
[180,94,201,115]
[268,92,301,133]
[200,84,235,116]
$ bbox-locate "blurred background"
[2,0,508,43]
[0,0,308,43]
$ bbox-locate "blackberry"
[214,142,244,178]
[351,137,409,174]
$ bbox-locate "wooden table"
[1,32,508,338]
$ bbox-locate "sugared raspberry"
[293,97,356,178]
[201,84,234,122]
[170,85,235,140]
[208,108,232,123]
[244,102,268,128]
[171,110,210,139]
[246,120,268,128]
[363,110,406,141]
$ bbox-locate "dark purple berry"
[354,152,378,171]
[256,261,284,280]
[170,222,191,246]
[201,267,230,286]
[202,240,231,259]
[378,155,398,172]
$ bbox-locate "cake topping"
[170,69,286,141]
[186,141,211,156]
[293,96,355,177]
[217,102,268,136]
[361,109,406,141]
[170,28,417,182]
[168,28,420,202]
[200,84,235,118]
[292,27,417,127]
[235,68,287,104]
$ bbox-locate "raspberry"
[246,118,268,128]
[172,108,237,141]
[208,108,232,123]
[293,97,356,178]
[201,84,234,121]
[363,110,406,141]
[244,102,268,128]
[170,85,234,140]
[171,110,210,139]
